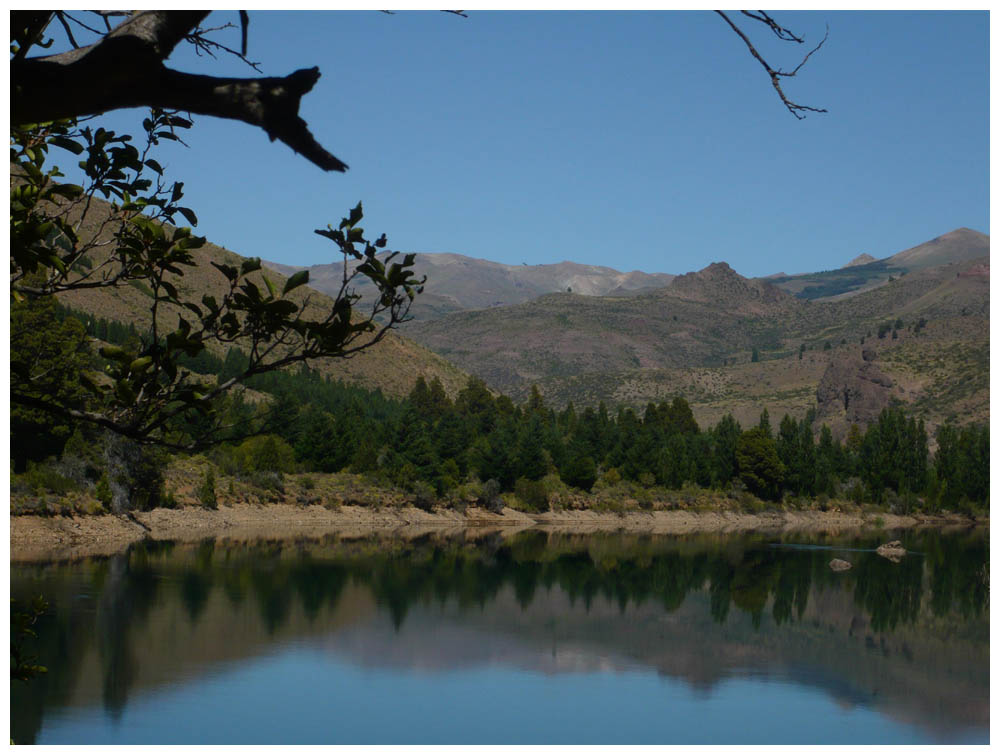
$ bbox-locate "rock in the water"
[829,558,853,572]
[876,540,907,562]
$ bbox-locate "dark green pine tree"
[455,376,498,436]
[516,413,548,481]
[711,414,741,487]
[815,425,837,497]
[735,427,785,501]
[404,426,440,484]
[662,396,699,436]
[10,291,91,471]
[777,414,800,494]
[561,437,598,491]
[558,401,578,435]
[623,423,660,481]
[471,419,520,489]
[349,432,380,474]
[434,410,473,474]
[688,432,714,488]
[408,376,432,414]
[608,407,641,471]
[294,406,351,472]
[758,408,772,439]
[658,433,691,489]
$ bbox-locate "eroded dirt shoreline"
[9,503,985,563]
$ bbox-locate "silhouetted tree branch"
[13,10,825,176]
[715,10,828,119]
[11,10,347,171]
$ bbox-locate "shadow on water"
[10,528,989,744]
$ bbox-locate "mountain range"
[390,229,988,436]
[265,227,989,317]
[62,195,988,436]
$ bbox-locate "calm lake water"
[10,528,989,744]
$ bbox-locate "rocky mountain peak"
[665,260,793,314]
[843,253,877,268]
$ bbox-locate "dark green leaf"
[283,270,309,295]
[211,262,239,282]
[262,273,276,298]
[177,206,198,227]
[160,281,179,300]
[241,257,262,275]
[49,136,84,155]
[349,202,363,227]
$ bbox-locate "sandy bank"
[9,503,983,563]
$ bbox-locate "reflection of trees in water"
[114,534,995,642]
[852,554,924,632]
[923,531,989,620]
[97,551,161,720]
[9,529,989,741]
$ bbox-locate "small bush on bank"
[160,489,180,509]
[411,480,437,512]
[24,461,84,495]
[198,470,218,510]
[477,479,504,514]
[514,477,549,513]
[248,470,285,494]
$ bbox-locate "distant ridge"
[264,252,675,321]
[766,228,990,301]
[885,227,989,270]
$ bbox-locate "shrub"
[411,480,437,512]
[515,477,549,513]
[21,461,83,495]
[478,478,504,513]
[95,474,112,509]
[300,475,316,491]
[598,467,622,487]
[249,471,285,494]
[236,435,296,474]
[436,459,462,492]
[198,470,218,509]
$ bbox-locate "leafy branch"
[10,114,423,451]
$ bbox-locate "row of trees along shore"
[16,303,989,516]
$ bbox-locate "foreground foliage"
[11,115,422,512]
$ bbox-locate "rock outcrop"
[666,262,794,315]
[815,348,895,437]
[876,541,907,562]
[829,559,853,572]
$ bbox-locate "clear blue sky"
[54,10,989,278]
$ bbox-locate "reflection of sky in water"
[36,646,986,745]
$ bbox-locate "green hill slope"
[52,196,469,399]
